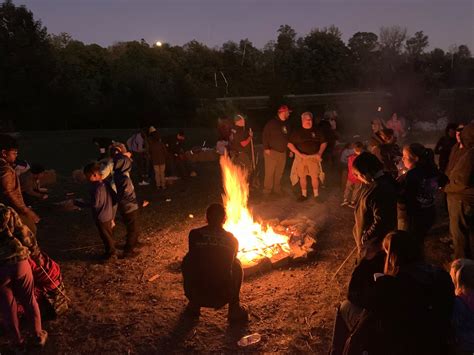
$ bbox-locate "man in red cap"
[262,105,291,196]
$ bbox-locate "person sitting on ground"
[0,134,40,235]
[181,203,248,323]
[450,259,474,355]
[397,144,441,245]
[288,112,327,202]
[148,131,168,190]
[0,204,47,347]
[435,123,458,173]
[82,163,118,260]
[331,231,454,355]
[20,164,49,204]
[341,142,364,208]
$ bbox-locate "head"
[277,105,291,121]
[148,126,157,136]
[234,114,245,128]
[371,119,383,133]
[456,124,465,144]
[30,164,45,178]
[353,141,364,155]
[206,203,226,227]
[446,123,457,138]
[352,152,384,184]
[0,134,19,164]
[301,112,313,129]
[460,122,474,149]
[450,259,474,296]
[391,112,398,121]
[383,230,421,276]
[83,163,102,182]
[177,130,185,141]
[380,128,395,143]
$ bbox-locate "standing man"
[126,129,149,186]
[166,130,189,178]
[445,123,474,259]
[288,112,327,201]
[0,134,40,235]
[262,105,291,196]
[229,114,253,173]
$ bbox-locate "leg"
[153,165,160,188]
[133,152,144,181]
[0,266,22,343]
[123,210,138,252]
[18,213,37,236]
[351,183,362,204]
[228,259,247,323]
[263,152,275,194]
[96,220,116,255]
[343,181,353,202]
[11,261,43,338]
[159,164,166,188]
[330,303,351,355]
[273,152,286,194]
[448,195,467,259]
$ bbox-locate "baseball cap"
[277,105,292,113]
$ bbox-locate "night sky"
[14,0,474,51]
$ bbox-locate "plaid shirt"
[0,204,40,265]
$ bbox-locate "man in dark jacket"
[0,134,40,235]
[445,122,474,259]
[181,203,248,324]
[262,105,291,195]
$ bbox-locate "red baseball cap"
[277,105,292,113]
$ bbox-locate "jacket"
[347,154,360,184]
[353,173,397,254]
[113,154,138,214]
[0,204,40,265]
[148,137,167,165]
[445,123,474,203]
[0,158,29,215]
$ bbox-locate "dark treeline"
[1,0,473,130]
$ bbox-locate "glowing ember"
[220,155,291,266]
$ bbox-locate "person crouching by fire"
[288,112,327,202]
[181,203,248,324]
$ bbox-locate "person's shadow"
[156,307,251,352]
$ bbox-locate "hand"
[42,194,49,200]
[124,152,132,158]
[264,149,271,156]
[26,209,40,224]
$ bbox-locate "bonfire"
[220,155,291,266]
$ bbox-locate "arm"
[318,142,328,158]
[239,131,253,148]
[0,168,29,214]
[287,143,302,157]
[262,122,271,150]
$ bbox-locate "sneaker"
[297,195,308,202]
[33,330,48,347]
[340,200,349,207]
[228,304,249,324]
[138,180,150,186]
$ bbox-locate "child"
[148,131,167,190]
[450,259,474,354]
[113,150,141,258]
[83,163,117,260]
[341,142,364,208]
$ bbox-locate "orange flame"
[220,154,290,266]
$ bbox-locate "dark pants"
[18,213,37,236]
[132,152,148,180]
[408,206,436,245]
[447,195,474,259]
[122,210,138,252]
[96,220,116,254]
[182,257,243,308]
[330,300,366,355]
[0,260,43,343]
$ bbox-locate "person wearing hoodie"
[450,259,474,355]
[0,134,40,235]
[445,123,474,259]
[113,151,141,258]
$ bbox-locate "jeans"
[0,260,43,343]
